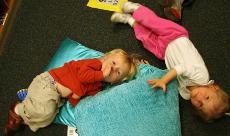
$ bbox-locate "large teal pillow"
[45,38,181,136]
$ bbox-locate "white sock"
[127,17,135,27]
[122,2,141,13]
[111,13,132,24]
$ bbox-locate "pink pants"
[133,6,189,60]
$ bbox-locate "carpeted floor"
[0,0,230,136]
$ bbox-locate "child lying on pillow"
[111,1,230,122]
[4,49,138,135]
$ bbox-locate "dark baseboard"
[0,0,22,55]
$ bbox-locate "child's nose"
[192,99,203,109]
[111,66,118,72]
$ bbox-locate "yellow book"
[87,0,128,12]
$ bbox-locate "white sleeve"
[174,64,185,76]
[174,63,210,85]
[165,37,210,85]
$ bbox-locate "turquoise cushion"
[45,38,103,71]
[45,38,181,136]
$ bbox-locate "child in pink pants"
[111,2,230,122]
[113,4,189,60]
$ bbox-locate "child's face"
[190,85,221,117]
[102,53,130,84]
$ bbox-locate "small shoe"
[158,0,172,7]
[4,102,22,136]
[164,7,182,21]
[17,89,28,101]
[111,12,132,24]
[121,2,140,13]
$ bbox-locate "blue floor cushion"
[44,38,181,136]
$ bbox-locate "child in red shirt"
[4,49,138,135]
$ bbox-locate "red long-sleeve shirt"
[49,58,104,106]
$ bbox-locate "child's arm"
[79,59,112,83]
[78,60,104,83]
[147,68,177,92]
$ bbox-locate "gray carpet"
[0,0,230,135]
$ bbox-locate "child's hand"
[137,59,150,65]
[72,93,81,99]
[147,79,167,92]
[101,62,112,79]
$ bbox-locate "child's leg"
[4,72,63,134]
[16,72,63,131]
[132,5,188,60]
[111,12,165,60]
[111,3,188,60]
[133,5,188,37]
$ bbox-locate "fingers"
[151,83,162,90]
[147,79,167,92]
[147,79,157,84]
[142,59,149,64]
[152,84,167,92]
[102,63,111,78]
[101,62,107,72]
[162,85,166,92]
[139,59,150,64]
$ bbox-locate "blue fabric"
[45,38,103,71]
[45,38,181,136]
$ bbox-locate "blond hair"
[106,49,138,81]
[194,84,229,122]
